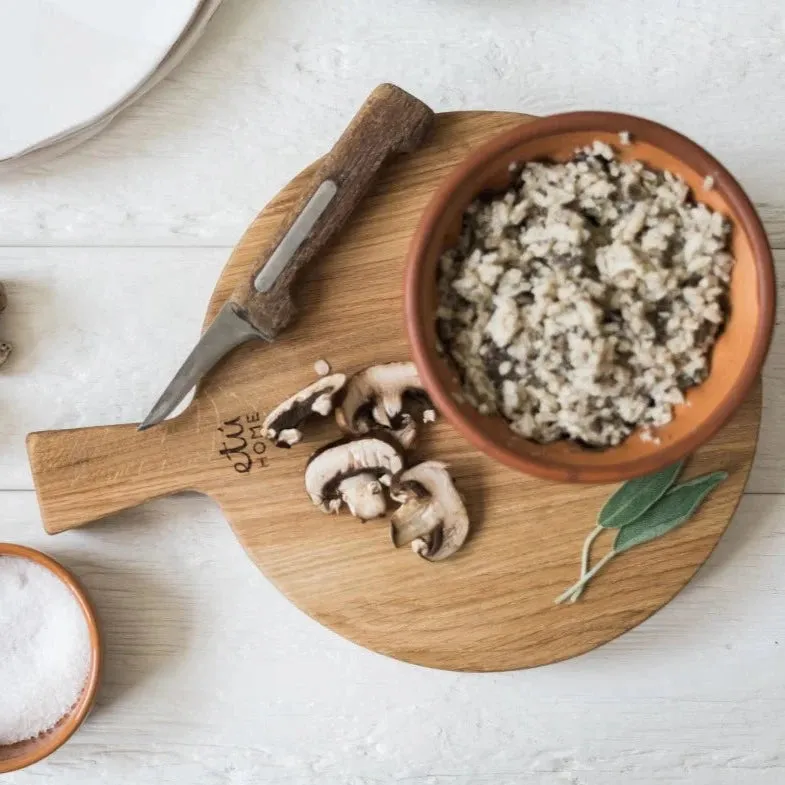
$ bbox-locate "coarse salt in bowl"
[0,544,101,773]
[404,112,775,483]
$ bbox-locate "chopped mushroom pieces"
[436,143,734,447]
[304,435,405,521]
[390,461,469,561]
[336,362,437,449]
[263,374,347,447]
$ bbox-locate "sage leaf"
[613,471,728,554]
[598,460,684,530]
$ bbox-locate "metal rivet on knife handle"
[254,180,338,294]
[138,84,434,430]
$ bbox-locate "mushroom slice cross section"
[304,435,405,521]
[335,362,436,448]
[390,461,470,561]
[262,373,347,447]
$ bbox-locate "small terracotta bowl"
[405,112,775,483]
[0,544,102,774]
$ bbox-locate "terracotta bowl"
[404,112,775,483]
[0,544,102,774]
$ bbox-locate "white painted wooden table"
[2,1,785,782]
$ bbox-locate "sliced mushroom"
[390,461,469,561]
[335,362,436,449]
[304,435,405,521]
[263,374,346,447]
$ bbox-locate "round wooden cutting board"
[28,112,761,671]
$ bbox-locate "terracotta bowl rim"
[404,110,775,483]
[0,543,102,773]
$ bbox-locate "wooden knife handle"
[229,83,434,338]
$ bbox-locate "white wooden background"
[2,1,785,782]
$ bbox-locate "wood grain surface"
[26,112,761,671]
[3,2,785,779]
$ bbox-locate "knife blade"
[138,178,340,430]
[138,302,267,431]
[138,84,434,431]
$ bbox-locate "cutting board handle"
[27,422,200,534]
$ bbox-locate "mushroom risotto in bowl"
[404,112,774,483]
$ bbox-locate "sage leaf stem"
[571,525,603,602]
[555,552,616,604]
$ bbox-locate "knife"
[138,84,434,431]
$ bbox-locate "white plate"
[0,0,201,159]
